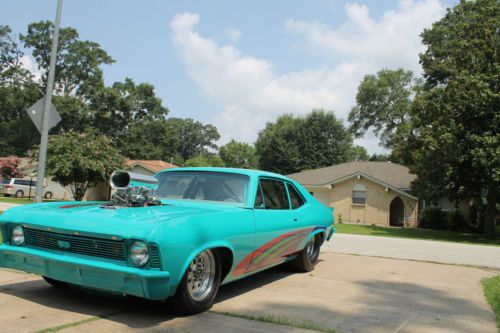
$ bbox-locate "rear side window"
[287,183,305,209]
[14,179,30,186]
[260,179,289,210]
[0,179,11,184]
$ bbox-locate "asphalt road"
[0,252,496,333]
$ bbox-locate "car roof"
[156,167,292,182]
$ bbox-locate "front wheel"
[169,249,221,314]
[289,234,321,272]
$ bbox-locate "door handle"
[293,217,298,222]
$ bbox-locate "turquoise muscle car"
[0,167,335,314]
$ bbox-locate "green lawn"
[335,223,500,246]
[0,197,35,204]
[0,196,60,205]
[482,275,500,329]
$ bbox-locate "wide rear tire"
[289,234,321,272]
[169,249,221,314]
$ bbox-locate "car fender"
[303,227,327,247]
[178,240,236,285]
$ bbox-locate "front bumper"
[0,244,171,300]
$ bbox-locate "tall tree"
[256,110,355,174]
[38,132,124,201]
[348,69,421,149]
[183,155,225,167]
[168,118,220,161]
[20,21,114,96]
[401,0,499,238]
[219,140,257,168]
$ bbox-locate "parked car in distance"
[0,167,335,314]
[0,178,53,199]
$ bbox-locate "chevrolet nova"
[0,167,335,313]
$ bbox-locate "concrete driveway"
[0,253,496,333]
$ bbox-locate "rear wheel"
[169,249,221,314]
[43,276,67,289]
[289,234,321,272]
[15,190,24,198]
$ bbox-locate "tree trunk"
[483,185,497,240]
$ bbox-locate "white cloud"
[20,54,42,82]
[170,1,445,153]
[224,28,241,43]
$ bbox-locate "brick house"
[288,161,419,227]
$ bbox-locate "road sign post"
[34,0,63,203]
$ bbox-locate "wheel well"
[213,247,233,281]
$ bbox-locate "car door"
[247,178,300,273]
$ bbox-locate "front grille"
[24,227,126,261]
[0,225,8,243]
[149,244,161,269]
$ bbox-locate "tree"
[256,110,355,174]
[219,140,257,168]
[401,0,499,238]
[20,21,114,96]
[183,155,225,167]
[0,158,22,179]
[39,132,124,201]
[168,118,220,161]
[369,153,389,162]
[348,69,421,149]
[349,146,369,161]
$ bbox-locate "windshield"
[155,171,249,205]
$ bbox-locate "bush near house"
[419,207,469,232]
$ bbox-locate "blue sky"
[1,0,458,153]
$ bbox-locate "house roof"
[288,161,416,190]
[126,160,178,173]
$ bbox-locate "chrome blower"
[109,170,161,207]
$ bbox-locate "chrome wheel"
[187,250,216,301]
[306,237,316,260]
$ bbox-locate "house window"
[352,184,366,205]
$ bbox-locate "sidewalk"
[0,202,21,211]
[323,233,500,269]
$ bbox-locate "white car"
[0,178,52,199]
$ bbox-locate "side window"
[287,183,305,209]
[14,180,29,186]
[260,179,289,210]
[254,183,264,208]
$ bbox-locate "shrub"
[447,210,469,232]
[419,207,447,230]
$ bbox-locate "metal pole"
[35,0,63,203]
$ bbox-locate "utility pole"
[35,0,63,203]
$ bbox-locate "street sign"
[26,96,61,134]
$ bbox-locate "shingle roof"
[288,161,416,190]
[126,160,177,173]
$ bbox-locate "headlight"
[129,240,149,267]
[11,225,25,246]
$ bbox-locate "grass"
[0,196,60,205]
[482,275,500,329]
[335,223,500,246]
[35,317,100,333]
[211,311,337,333]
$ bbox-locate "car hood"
[0,201,234,239]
